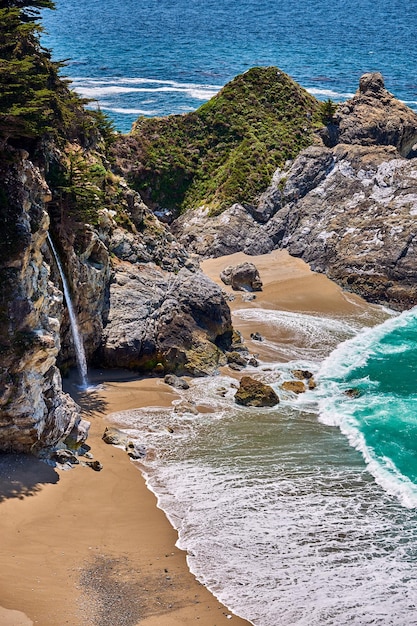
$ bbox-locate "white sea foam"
[233,308,359,361]
[70,77,220,101]
[71,76,223,90]
[306,87,354,99]
[318,307,415,380]
[317,385,417,509]
[108,373,417,625]
[99,106,159,115]
[316,306,417,508]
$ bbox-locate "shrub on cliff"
[112,67,323,216]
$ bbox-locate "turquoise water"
[319,307,417,507]
[42,0,417,132]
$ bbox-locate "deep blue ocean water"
[42,2,417,623]
[42,0,417,132]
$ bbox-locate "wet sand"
[0,251,381,626]
[202,249,384,361]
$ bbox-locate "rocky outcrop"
[171,73,417,310]
[171,203,275,258]
[281,380,306,394]
[234,376,279,407]
[100,262,232,376]
[266,143,417,309]
[220,262,263,291]
[320,72,417,157]
[0,149,86,453]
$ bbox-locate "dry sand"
[0,251,382,626]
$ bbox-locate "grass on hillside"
[113,67,323,216]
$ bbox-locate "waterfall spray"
[47,234,89,388]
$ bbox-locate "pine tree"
[0,0,94,144]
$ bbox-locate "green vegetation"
[0,0,111,146]
[47,144,135,236]
[319,98,338,125]
[114,67,323,215]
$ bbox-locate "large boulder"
[100,262,233,376]
[220,262,263,291]
[234,376,279,407]
[324,72,417,157]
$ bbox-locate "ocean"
[42,0,417,133]
[41,2,417,624]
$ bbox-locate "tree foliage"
[319,98,338,125]
[0,0,111,146]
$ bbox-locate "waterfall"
[47,234,89,388]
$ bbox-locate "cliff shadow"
[0,453,59,502]
[63,368,146,417]
[72,387,109,418]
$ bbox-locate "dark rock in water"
[250,332,263,342]
[229,362,244,371]
[247,356,259,367]
[292,369,313,380]
[126,441,146,459]
[226,351,248,366]
[164,374,190,389]
[234,376,279,407]
[345,388,361,398]
[308,378,316,390]
[220,262,263,292]
[281,380,306,394]
[173,400,199,415]
[102,427,128,446]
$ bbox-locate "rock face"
[220,262,263,291]
[0,149,86,453]
[171,203,275,258]
[234,376,279,407]
[321,72,417,157]
[266,143,417,309]
[100,263,232,376]
[171,73,417,310]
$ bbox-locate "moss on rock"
[234,375,279,407]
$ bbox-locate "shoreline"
[0,372,252,626]
[0,250,382,626]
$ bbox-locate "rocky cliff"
[0,140,233,453]
[170,73,417,310]
[0,147,87,452]
[0,2,233,454]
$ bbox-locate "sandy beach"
[0,251,381,626]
